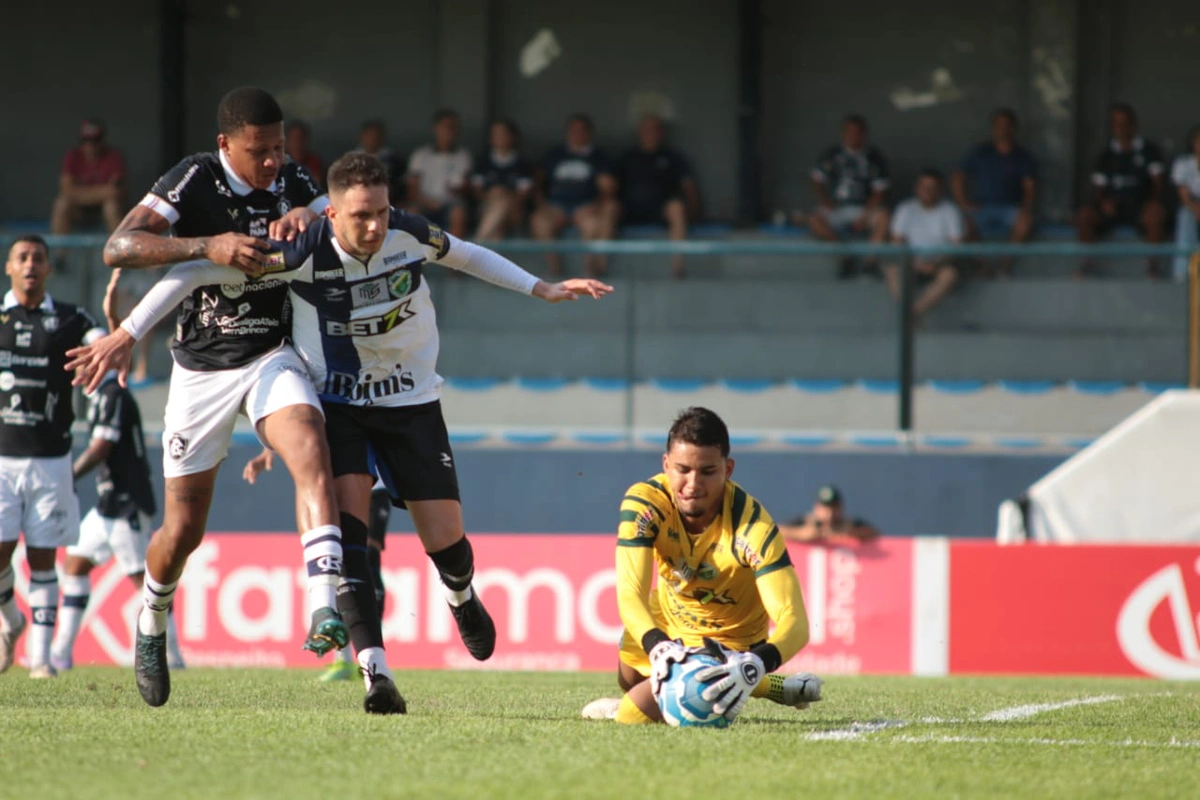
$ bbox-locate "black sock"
[336,512,384,652]
[367,545,385,615]
[427,536,474,592]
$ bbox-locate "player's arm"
[613,483,671,651]
[72,436,115,481]
[73,387,122,480]
[103,205,269,274]
[753,535,810,670]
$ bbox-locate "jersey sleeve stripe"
[91,425,121,443]
[643,477,670,498]
[730,485,748,530]
[758,525,780,557]
[139,193,180,225]
[617,538,654,548]
[754,551,793,578]
[618,509,644,524]
[743,499,762,531]
[622,494,665,519]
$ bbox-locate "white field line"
[888,735,1200,750]
[977,694,1123,722]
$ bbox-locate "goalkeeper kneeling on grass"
[582,406,823,725]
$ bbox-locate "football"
[657,652,730,728]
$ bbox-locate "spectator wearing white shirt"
[406,109,472,239]
[472,120,534,241]
[1171,128,1200,281]
[884,169,963,323]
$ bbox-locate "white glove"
[648,639,690,698]
[696,647,765,721]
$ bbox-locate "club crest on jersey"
[168,433,188,459]
[635,508,657,538]
[227,208,239,220]
[262,251,287,273]
[427,223,448,256]
[41,315,57,332]
[388,270,412,298]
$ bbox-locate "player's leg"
[50,513,104,672]
[0,465,28,672]
[368,484,390,614]
[612,628,660,724]
[23,546,60,678]
[247,348,347,655]
[663,198,687,278]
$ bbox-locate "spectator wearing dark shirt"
[285,121,325,190]
[951,108,1037,276]
[804,114,891,278]
[531,113,619,278]
[51,120,127,233]
[779,485,879,546]
[472,119,534,241]
[1076,103,1167,278]
[617,115,699,279]
[357,119,406,204]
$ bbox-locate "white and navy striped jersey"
[264,210,450,407]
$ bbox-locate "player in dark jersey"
[49,368,185,671]
[0,235,106,678]
[86,87,350,707]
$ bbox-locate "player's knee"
[158,520,205,561]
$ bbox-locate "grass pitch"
[2,668,1197,799]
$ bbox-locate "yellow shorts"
[618,592,763,676]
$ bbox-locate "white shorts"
[161,344,321,478]
[68,508,151,574]
[818,205,868,233]
[0,454,81,549]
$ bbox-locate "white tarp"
[1018,390,1200,543]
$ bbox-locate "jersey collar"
[2,290,54,311]
[218,149,278,196]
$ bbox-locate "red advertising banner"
[949,542,1200,678]
[8,534,915,673]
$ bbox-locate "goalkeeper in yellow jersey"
[583,406,824,724]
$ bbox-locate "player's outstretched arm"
[434,235,613,301]
[104,205,271,276]
[531,279,613,303]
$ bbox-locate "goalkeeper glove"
[695,638,765,721]
[648,639,690,698]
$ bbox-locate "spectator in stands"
[357,119,405,203]
[803,114,891,279]
[617,115,700,279]
[780,485,879,545]
[285,121,325,189]
[531,113,619,278]
[1076,103,1167,278]
[951,108,1037,276]
[406,108,472,240]
[472,119,534,241]
[51,120,126,233]
[884,169,963,323]
[1171,127,1200,281]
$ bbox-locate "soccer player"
[49,363,185,671]
[73,152,612,712]
[583,407,823,724]
[89,87,350,707]
[0,236,105,678]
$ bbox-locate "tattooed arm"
[103,205,269,275]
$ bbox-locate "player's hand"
[269,207,319,242]
[648,639,690,698]
[531,279,614,303]
[65,328,136,393]
[102,269,124,332]
[695,640,765,721]
[204,232,270,277]
[242,448,275,484]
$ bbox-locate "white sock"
[51,573,90,661]
[357,646,393,689]
[445,584,473,608]
[138,570,178,636]
[26,569,58,668]
[0,566,20,629]
[301,525,343,611]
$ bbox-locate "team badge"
[427,223,448,257]
[388,270,412,298]
[262,251,287,273]
[168,433,188,459]
[42,315,58,332]
[635,508,658,539]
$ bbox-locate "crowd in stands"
[46,103,1200,315]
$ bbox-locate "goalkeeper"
[584,407,823,725]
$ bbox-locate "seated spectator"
[803,114,891,279]
[406,108,472,240]
[885,169,963,323]
[51,120,126,233]
[531,113,619,278]
[472,119,534,241]
[1076,103,1167,278]
[617,114,700,279]
[951,108,1037,275]
[357,119,405,203]
[780,485,879,545]
[1171,127,1200,281]
[285,121,325,189]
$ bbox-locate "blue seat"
[570,432,626,445]
[1067,380,1126,396]
[927,380,985,395]
[849,433,903,448]
[720,379,776,393]
[650,378,709,393]
[501,431,556,446]
[789,379,848,393]
[583,377,629,392]
[516,377,568,392]
[920,435,972,449]
[445,377,500,391]
[998,380,1057,395]
[780,434,835,447]
[857,380,899,394]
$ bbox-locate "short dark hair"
[326,151,388,195]
[1111,102,1138,123]
[843,113,868,130]
[217,87,283,136]
[433,108,458,124]
[991,107,1019,126]
[567,112,594,132]
[918,167,945,184]
[666,407,730,458]
[8,234,49,260]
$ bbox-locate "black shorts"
[324,400,460,508]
